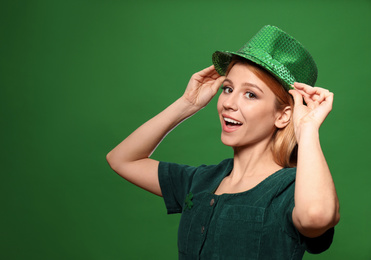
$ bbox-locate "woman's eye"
[221,86,233,94]
[245,92,256,99]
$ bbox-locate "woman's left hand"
[289,82,334,142]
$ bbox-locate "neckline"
[211,158,287,197]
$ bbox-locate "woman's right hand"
[182,65,225,109]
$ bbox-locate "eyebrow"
[223,79,264,93]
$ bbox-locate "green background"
[1,0,370,259]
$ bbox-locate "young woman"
[107,25,340,259]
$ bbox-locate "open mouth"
[224,117,243,127]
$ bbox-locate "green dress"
[158,158,334,260]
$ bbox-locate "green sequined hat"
[212,25,317,90]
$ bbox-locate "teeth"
[224,117,242,125]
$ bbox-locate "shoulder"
[196,158,233,175]
[276,167,296,180]
[159,158,233,177]
[269,168,297,215]
[269,167,297,196]
[159,158,233,194]
[158,158,233,181]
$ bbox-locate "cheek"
[241,105,276,125]
[217,94,224,111]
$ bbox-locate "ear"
[275,106,292,129]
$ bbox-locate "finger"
[314,92,334,120]
[192,67,218,85]
[304,87,329,104]
[304,89,333,109]
[313,91,326,103]
[294,82,313,89]
[197,65,217,77]
[323,91,334,109]
[295,83,331,96]
[289,89,304,106]
[294,86,325,105]
[292,87,312,101]
[305,97,319,110]
[211,76,226,94]
[315,87,331,103]
[294,82,317,96]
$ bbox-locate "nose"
[222,93,238,111]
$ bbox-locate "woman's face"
[217,63,281,148]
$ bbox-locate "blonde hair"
[226,56,297,168]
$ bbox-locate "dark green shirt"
[158,158,334,260]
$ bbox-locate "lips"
[222,114,243,133]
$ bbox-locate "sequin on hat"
[212,25,318,90]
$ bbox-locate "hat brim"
[212,51,294,91]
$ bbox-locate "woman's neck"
[214,142,283,195]
[231,141,282,180]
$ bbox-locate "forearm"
[293,125,340,237]
[106,97,199,196]
[107,97,198,166]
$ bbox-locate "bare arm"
[106,66,225,196]
[289,82,340,238]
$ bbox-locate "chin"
[220,135,240,148]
